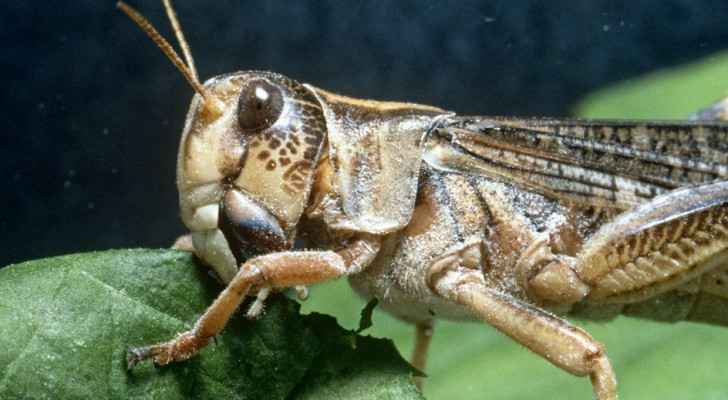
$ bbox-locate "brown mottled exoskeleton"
[119,2,728,399]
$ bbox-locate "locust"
[118,2,728,399]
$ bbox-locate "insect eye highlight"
[237,79,284,132]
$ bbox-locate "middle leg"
[429,264,617,400]
[411,321,434,390]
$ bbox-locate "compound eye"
[237,79,284,132]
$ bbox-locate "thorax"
[303,159,612,323]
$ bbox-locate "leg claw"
[126,346,152,370]
[126,331,209,370]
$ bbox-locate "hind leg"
[621,264,728,327]
[688,265,728,325]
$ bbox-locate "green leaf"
[293,314,421,400]
[0,249,422,400]
[574,50,728,119]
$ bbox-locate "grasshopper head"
[118,2,327,279]
[177,71,327,273]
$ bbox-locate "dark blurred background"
[2,0,728,267]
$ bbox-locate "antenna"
[117,1,222,116]
[161,0,199,82]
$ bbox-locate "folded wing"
[424,117,728,210]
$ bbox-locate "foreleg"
[171,234,195,252]
[128,236,380,368]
